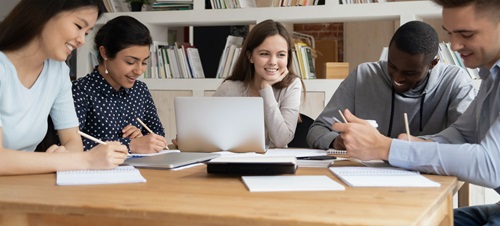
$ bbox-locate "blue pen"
[128,155,145,159]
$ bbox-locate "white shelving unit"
[76,0,441,78]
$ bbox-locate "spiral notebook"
[56,166,146,186]
[329,166,440,187]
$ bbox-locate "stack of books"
[272,0,325,7]
[151,0,193,11]
[215,35,244,79]
[145,41,205,79]
[292,40,316,79]
[209,0,256,9]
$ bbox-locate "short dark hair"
[0,0,105,51]
[389,21,438,64]
[94,15,152,63]
[226,19,297,89]
[432,0,500,21]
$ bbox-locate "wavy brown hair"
[224,19,304,91]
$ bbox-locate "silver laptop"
[124,152,220,169]
[175,96,267,153]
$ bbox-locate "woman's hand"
[46,144,69,153]
[122,124,143,139]
[86,142,128,169]
[129,134,168,154]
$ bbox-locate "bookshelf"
[76,0,442,77]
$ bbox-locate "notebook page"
[329,167,440,187]
[57,165,146,186]
[242,175,345,192]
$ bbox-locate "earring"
[104,58,108,74]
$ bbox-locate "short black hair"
[389,21,438,64]
[94,15,152,63]
[432,0,500,21]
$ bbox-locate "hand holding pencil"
[78,131,130,167]
[135,118,169,151]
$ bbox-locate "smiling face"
[40,7,98,61]
[442,4,500,69]
[102,45,150,90]
[249,34,288,83]
[387,42,432,94]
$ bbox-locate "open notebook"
[329,166,440,187]
[56,166,146,186]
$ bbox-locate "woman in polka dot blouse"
[72,16,168,154]
[213,20,304,148]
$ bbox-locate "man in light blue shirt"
[332,0,500,225]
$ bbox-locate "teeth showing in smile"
[265,68,279,72]
[126,75,137,81]
[66,44,75,52]
[394,81,404,87]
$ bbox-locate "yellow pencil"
[136,118,169,150]
[338,110,348,123]
[136,118,154,134]
[404,113,411,142]
[78,131,107,145]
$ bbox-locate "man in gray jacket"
[307,20,476,150]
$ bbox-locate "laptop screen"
[174,97,266,153]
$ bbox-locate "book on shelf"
[293,41,316,79]
[216,35,244,78]
[176,42,192,78]
[304,46,316,79]
[209,0,256,9]
[221,44,238,78]
[329,166,441,187]
[167,47,182,78]
[186,47,206,78]
[151,1,194,11]
[272,0,324,7]
[340,0,384,4]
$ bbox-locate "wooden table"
[0,164,458,226]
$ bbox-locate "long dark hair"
[225,19,300,89]
[0,0,105,51]
[94,15,152,63]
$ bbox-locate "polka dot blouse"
[72,67,165,151]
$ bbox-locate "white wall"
[0,0,20,21]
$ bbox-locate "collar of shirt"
[90,67,131,98]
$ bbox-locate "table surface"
[0,162,458,226]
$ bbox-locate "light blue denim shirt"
[389,58,500,193]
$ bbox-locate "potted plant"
[124,0,150,12]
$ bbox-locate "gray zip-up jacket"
[307,61,477,149]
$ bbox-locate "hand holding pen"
[331,109,392,161]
